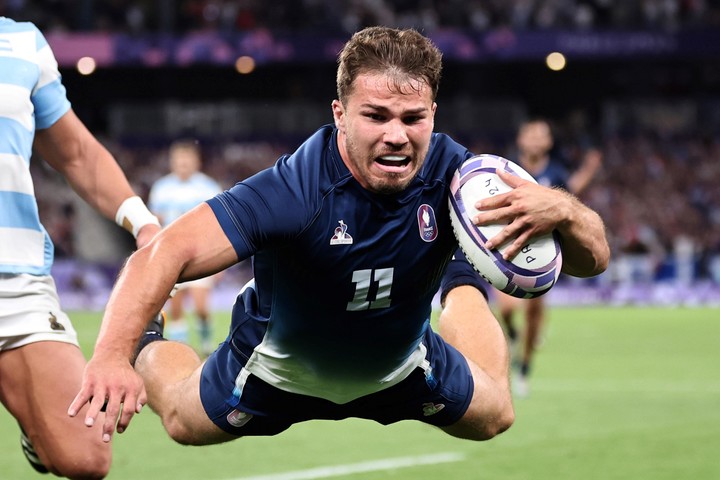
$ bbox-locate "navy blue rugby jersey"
[208,125,472,403]
[532,157,569,190]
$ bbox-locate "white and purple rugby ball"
[448,154,563,298]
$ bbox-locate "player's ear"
[332,100,345,132]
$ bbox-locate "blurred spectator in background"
[3,0,720,34]
[8,0,720,303]
[495,118,602,397]
[148,139,224,356]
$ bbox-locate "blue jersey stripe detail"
[0,57,38,88]
[0,262,51,275]
[33,25,48,48]
[148,173,223,224]
[0,18,64,274]
[0,192,43,230]
[33,80,70,129]
[0,18,39,34]
[0,117,33,159]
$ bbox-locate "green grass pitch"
[1,306,719,479]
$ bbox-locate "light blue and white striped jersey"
[0,18,71,275]
[148,172,223,226]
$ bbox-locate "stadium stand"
[9,1,720,305]
[4,1,720,33]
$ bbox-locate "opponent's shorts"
[0,273,78,351]
[175,276,214,291]
[199,327,474,436]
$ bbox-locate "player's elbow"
[594,243,611,275]
[586,243,611,277]
[562,238,611,278]
[585,217,612,276]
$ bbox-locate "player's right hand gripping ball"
[449,154,563,298]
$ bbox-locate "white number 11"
[346,268,394,311]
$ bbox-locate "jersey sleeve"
[207,154,317,261]
[439,248,489,305]
[31,25,71,130]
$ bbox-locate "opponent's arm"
[474,168,609,278]
[68,203,238,441]
[33,109,160,247]
[567,147,602,196]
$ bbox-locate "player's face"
[332,72,436,195]
[170,149,200,180]
[517,121,553,159]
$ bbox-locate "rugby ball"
[448,154,562,298]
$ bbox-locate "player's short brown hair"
[336,26,443,105]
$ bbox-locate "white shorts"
[0,273,78,351]
[175,275,215,291]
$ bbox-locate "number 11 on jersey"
[346,268,394,311]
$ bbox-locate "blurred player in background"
[70,26,609,449]
[497,118,603,397]
[149,140,223,356]
[0,17,160,478]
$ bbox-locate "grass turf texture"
[1,307,719,479]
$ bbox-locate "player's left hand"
[472,168,569,260]
[135,223,161,250]
[68,353,147,443]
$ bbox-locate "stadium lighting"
[545,52,566,71]
[235,55,256,74]
[76,56,97,75]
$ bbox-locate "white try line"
[226,452,466,480]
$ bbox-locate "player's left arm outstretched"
[69,203,237,441]
[474,168,609,278]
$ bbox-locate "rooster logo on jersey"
[330,220,353,245]
[417,204,438,242]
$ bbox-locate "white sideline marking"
[228,452,466,480]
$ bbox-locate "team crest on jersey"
[330,220,353,245]
[417,204,438,242]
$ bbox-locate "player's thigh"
[0,341,110,457]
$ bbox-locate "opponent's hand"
[68,354,147,443]
[135,223,161,250]
[473,168,570,260]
